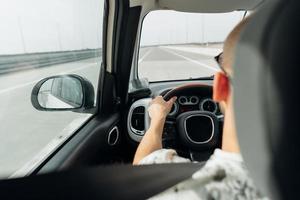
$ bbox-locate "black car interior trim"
[1,163,203,200]
[112,1,142,105]
[37,113,121,174]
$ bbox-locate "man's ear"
[213,72,230,103]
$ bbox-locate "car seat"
[234,0,300,199]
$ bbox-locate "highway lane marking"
[0,63,97,95]
[139,48,153,64]
[160,47,219,72]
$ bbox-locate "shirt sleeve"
[138,149,191,165]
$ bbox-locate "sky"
[0,0,103,55]
[141,10,244,46]
[0,0,244,55]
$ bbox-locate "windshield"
[138,11,245,82]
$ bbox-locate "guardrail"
[0,49,101,75]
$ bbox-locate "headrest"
[233,0,300,199]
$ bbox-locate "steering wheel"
[163,83,209,101]
[160,83,222,161]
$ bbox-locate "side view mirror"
[31,74,95,112]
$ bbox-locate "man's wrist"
[149,117,165,135]
[150,117,166,127]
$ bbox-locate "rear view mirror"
[31,74,95,112]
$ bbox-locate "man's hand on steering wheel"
[133,96,177,164]
[148,96,177,124]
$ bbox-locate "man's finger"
[167,96,177,106]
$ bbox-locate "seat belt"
[0,163,203,200]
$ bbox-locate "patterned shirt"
[139,149,267,200]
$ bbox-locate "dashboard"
[127,80,223,161]
[127,80,222,142]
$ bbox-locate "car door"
[0,0,132,178]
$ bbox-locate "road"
[139,44,222,81]
[0,44,221,178]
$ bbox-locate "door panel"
[37,113,120,174]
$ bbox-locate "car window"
[138,10,244,82]
[0,0,104,178]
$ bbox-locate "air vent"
[133,106,145,114]
[127,98,151,142]
[131,106,145,132]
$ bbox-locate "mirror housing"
[128,78,151,98]
[31,74,95,112]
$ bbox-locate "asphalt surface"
[139,44,222,81]
[0,44,222,178]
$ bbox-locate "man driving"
[133,16,266,199]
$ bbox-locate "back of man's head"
[223,16,251,75]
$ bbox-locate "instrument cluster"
[168,96,218,117]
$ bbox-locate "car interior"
[34,0,263,173]
[0,0,299,199]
